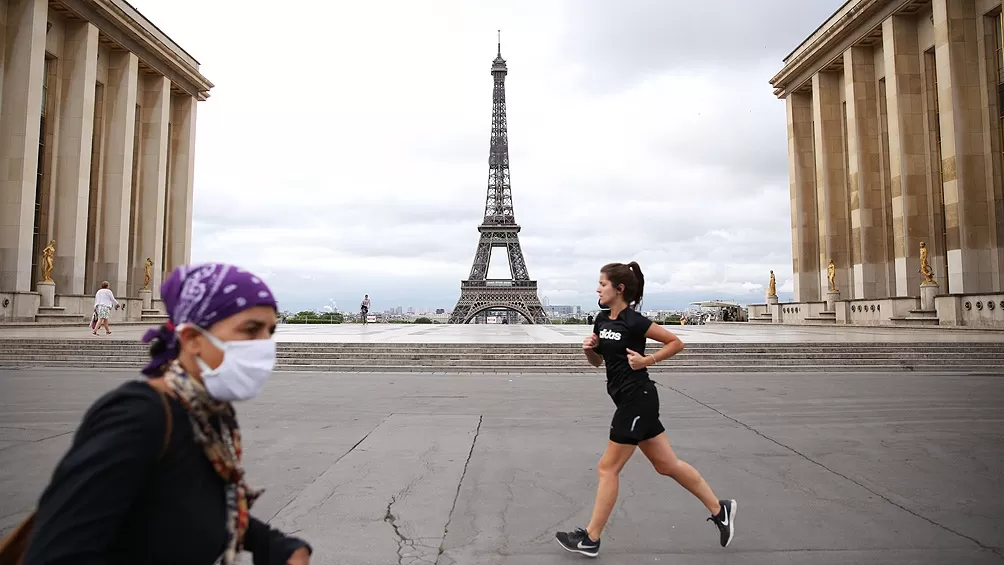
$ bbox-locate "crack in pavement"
[435,415,482,565]
[660,382,1004,561]
[384,495,437,565]
[266,415,389,524]
[0,430,73,453]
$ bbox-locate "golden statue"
[767,270,776,297]
[143,257,154,290]
[827,259,836,291]
[919,242,936,284]
[40,240,56,283]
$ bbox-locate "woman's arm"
[626,323,685,370]
[244,516,312,565]
[582,333,603,367]
[23,384,166,565]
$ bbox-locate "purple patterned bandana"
[141,263,278,376]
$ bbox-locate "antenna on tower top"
[497,29,501,56]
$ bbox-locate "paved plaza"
[1,321,1003,343]
[1,366,1002,564]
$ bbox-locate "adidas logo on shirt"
[599,329,622,341]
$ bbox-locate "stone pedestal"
[139,289,152,310]
[920,282,938,311]
[825,290,840,312]
[37,281,55,308]
[766,295,779,306]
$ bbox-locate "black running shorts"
[609,381,664,445]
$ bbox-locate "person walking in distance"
[92,281,119,336]
[360,295,371,324]
[555,261,736,557]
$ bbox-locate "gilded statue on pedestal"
[919,241,936,284]
[40,240,56,283]
[143,257,154,290]
[767,270,776,297]
[827,259,836,291]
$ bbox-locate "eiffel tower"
[449,36,548,325]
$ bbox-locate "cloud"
[131,0,843,312]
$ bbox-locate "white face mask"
[191,327,276,402]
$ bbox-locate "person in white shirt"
[360,295,371,324]
[93,281,119,336]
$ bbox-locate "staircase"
[0,340,1001,373]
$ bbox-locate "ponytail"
[627,261,645,309]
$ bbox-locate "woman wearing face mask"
[555,261,736,558]
[17,263,312,565]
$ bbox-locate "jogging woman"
[555,261,736,557]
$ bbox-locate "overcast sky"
[131,0,843,313]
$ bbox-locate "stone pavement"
[1,368,1002,564]
[1,321,1003,343]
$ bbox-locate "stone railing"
[777,301,824,323]
[936,293,1004,329]
[0,292,40,323]
[837,297,919,325]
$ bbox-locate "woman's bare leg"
[585,441,637,541]
[638,433,720,514]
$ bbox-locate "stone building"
[0,0,211,322]
[755,0,1004,328]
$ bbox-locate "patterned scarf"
[162,361,263,564]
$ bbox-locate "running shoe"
[707,499,737,547]
[555,528,600,557]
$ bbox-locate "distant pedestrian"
[92,281,118,336]
[555,261,736,557]
[360,294,371,324]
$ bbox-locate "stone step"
[34,315,87,324]
[1,339,1000,373]
[0,359,998,374]
[2,339,1000,349]
[2,352,999,366]
[1,343,995,355]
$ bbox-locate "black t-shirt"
[24,380,310,565]
[592,308,654,402]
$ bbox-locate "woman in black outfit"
[556,261,736,557]
[15,263,312,565]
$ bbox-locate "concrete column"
[884,15,932,296]
[51,21,98,295]
[987,13,1004,292]
[132,73,170,298]
[167,94,196,274]
[0,0,47,292]
[812,71,852,296]
[845,46,888,299]
[877,76,898,297]
[786,90,820,302]
[96,51,138,296]
[933,0,996,293]
[0,0,7,107]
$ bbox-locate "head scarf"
[141,263,278,376]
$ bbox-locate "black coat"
[23,381,310,565]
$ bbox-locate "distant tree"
[414,317,433,324]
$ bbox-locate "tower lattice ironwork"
[450,37,548,325]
